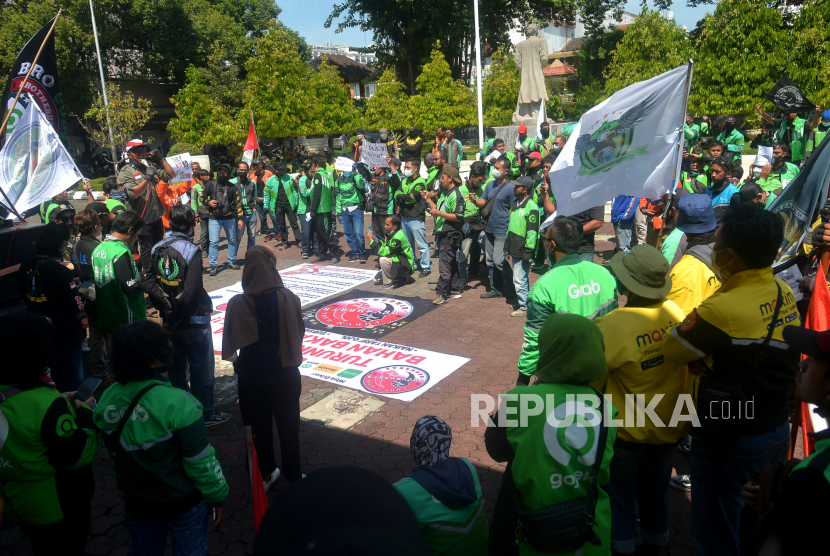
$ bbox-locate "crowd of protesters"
[4,103,830,556]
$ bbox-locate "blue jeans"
[341,207,365,256]
[168,326,216,417]
[484,232,514,296]
[127,500,208,556]
[613,219,634,253]
[690,422,790,556]
[236,213,256,252]
[402,217,430,271]
[578,252,594,262]
[49,343,84,392]
[511,256,531,310]
[208,217,239,267]
[256,202,277,235]
[606,439,679,553]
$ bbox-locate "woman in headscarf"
[222,245,305,489]
[484,313,617,556]
[393,415,489,556]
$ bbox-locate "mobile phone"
[74,377,102,403]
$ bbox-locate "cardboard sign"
[361,142,390,168]
[335,156,355,172]
[165,152,192,183]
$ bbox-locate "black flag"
[766,72,815,114]
[2,17,66,142]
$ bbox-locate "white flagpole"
[473,0,485,152]
[89,0,118,173]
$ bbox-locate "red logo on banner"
[10,77,58,129]
[315,298,413,328]
[360,365,429,395]
[216,303,228,311]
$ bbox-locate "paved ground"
[2,213,801,555]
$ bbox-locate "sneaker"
[202,251,208,258]
[263,468,280,492]
[228,263,241,270]
[264,234,273,242]
[359,254,368,264]
[348,254,360,262]
[329,257,341,264]
[302,252,309,259]
[511,308,528,317]
[430,248,438,258]
[373,279,383,285]
[678,435,692,456]
[379,284,394,290]
[209,266,218,276]
[418,269,431,278]
[450,290,463,299]
[432,294,447,305]
[480,291,502,299]
[204,411,231,427]
[669,474,691,492]
[311,255,329,264]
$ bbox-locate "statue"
[513,23,549,125]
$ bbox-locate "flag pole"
[670,60,694,192]
[0,10,62,143]
[89,0,118,173]
[473,0,484,152]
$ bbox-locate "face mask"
[403,168,415,178]
[218,173,228,182]
[552,144,562,154]
[492,169,505,179]
[358,135,364,140]
[110,189,127,202]
[710,247,734,280]
[541,128,550,138]
[342,171,353,178]
[821,121,830,129]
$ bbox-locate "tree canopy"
[409,44,477,135]
[482,47,521,127]
[363,69,412,131]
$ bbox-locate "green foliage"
[168,65,242,144]
[306,58,362,135]
[562,82,605,121]
[410,45,476,134]
[482,47,520,127]
[79,83,154,159]
[787,1,830,108]
[167,142,201,156]
[544,81,565,121]
[690,0,787,117]
[578,26,625,87]
[363,69,412,130]
[604,8,693,97]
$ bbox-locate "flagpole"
[0,10,62,142]
[473,0,484,152]
[89,0,118,173]
[670,60,694,192]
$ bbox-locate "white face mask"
[492,169,505,179]
[403,168,415,178]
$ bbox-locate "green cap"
[608,244,672,299]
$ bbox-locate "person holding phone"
[0,312,98,556]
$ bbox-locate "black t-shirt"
[17,257,85,347]
[571,205,606,254]
[70,235,100,283]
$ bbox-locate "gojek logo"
[568,280,601,299]
[543,400,601,467]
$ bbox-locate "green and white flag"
[551,64,692,216]
[0,98,82,218]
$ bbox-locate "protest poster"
[301,292,438,339]
[335,156,355,172]
[361,142,390,168]
[299,329,469,401]
[165,152,192,183]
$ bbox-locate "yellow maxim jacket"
[666,250,722,317]
[592,298,690,444]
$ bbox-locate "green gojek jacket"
[433,187,465,234]
[395,176,428,221]
[334,174,366,212]
[479,139,494,159]
[716,129,745,159]
[393,458,489,556]
[517,254,618,377]
[263,174,298,212]
[297,175,312,214]
[684,123,700,147]
[806,127,829,159]
[680,171,708,194]
[94,377,228,512]
[92,239,147,333]
[373,228,415,281]
[774,117,807,162]
[310,169,334,214]
[506,383,617,556]
[0,385,98,525]
[757,161,800,193]
[506,196,539,260]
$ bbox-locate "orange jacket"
[158,180,194,229]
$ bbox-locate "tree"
[482,47,520,127]
[245,23,312,138]
[410,45,476,136]
[604,8,693,97]
[79,83,154,161]
[691,0,786,118]
[578,25,625,88]
[787,1,830,108]
[363,69,412,131]
[168,66,242,145]
[306,58,362,135]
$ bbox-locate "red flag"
[799,262,830,456]
[248,440,269,533]
[243,117,258,152]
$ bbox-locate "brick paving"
[6,217,798,555]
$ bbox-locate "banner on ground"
[769,119,830,269]
[299,329,469,401]
[550,63,692,216]
[165,152,192,183]
[0,100,83,217]
[766,73,815,114]
[3,17,66,142]
[361,142,390,168]
[301,292,438,338]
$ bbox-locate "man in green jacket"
[423,166,465,305]
[296,163,315,259]
[806,108,830,160]
[757,143,800,194]
[516,215,618,385]
[335,164,368,262]
[756,102,814,165]
[505,176,539,318]
[308,155,337,263]
[715,116,745,162]
[263,162,301,248]
[684,113,700,149]
[489,138,520,179]
[190,169,210,258]
[396,159,430,276]
[370,214,414,288]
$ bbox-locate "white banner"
[335,156,355,172]
[361,142,390,168]
[0,100,83,216]
[165,152,192,183]
[551,64,692,216]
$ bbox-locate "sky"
[277,0,716,48]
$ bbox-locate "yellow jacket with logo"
[666,252,722,317]
[592,298,690,444]
[663,267,801,436]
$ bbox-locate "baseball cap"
[126,138,146,151]
[676,193,717,234]
[323,147,331,153]
[783,327,830,361]
[274,161,288,172]
[408,126,418,132]
[85,201,111,218]
[509,176,534,189]
[251,158,263,165]
[389,157,401,167]
[442,166,462,184]
[609,244,672,299]
[528,152,542,161]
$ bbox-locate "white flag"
[536,99,546,139]
[550,64,692,216]
[0,100,83,217]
